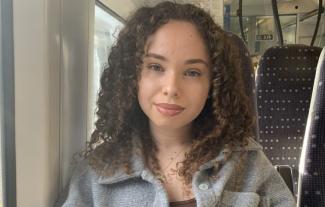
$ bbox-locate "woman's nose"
[162,72,180,98]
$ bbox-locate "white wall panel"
[13,0,60,206]
[13,0,94,206]
[60,0,94,190]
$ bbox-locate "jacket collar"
[97,137,262,185]
[97,134,146,184]
[198,137,263,171]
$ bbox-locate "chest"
[100,178,197,207]
[155,150,195,201]
[162,174,195,202]
[94,169,260,207]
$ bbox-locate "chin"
[151,119,191,130]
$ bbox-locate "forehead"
[144,20,209,60]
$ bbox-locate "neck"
[149,122,193,152]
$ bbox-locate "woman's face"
[138,20,211,130]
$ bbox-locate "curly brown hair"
[85,1,254,186]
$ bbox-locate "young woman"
[56,2,296,207]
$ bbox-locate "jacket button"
[198,183,209,190]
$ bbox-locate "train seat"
[256,44,322,196]
[298,47,325,206]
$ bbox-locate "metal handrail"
[238,0,247,44]
[311,0,324,46]
[272,0,324,46]
[271,0,284,46]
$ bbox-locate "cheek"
[137,78,154,108]
[193,81,210,97]
[137,82,146,107]
[194,84,210,107]
[195,93,209,108]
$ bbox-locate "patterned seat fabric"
[225,32,259,140]
[298,47,325,206]
[256,45,322,196]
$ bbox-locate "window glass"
[299,13,325,47]
[223,1,300,71]
[94,5,123,79]
[281,15,297,45]
[89,4,124,136]
[223,0,325,52]
[226,15,296,55]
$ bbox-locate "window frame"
[1,0,16,206]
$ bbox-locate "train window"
[281,15,297,44]
[254,15,297,54]
[224,7,297,54]
[88,3,124,138]
[299,13,325,46]
[224,0,325,57]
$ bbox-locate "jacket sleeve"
[253,150,297,207]
[54,160,94,207]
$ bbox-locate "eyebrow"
[144,53,209,67]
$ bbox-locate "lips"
[154,103,185,116]
[155,103,185,110]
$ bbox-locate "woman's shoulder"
[224,138,296,206]
[233,137,263,152]
[229,137,275,175]
[69,158,97,179]
[54,159,99,207]
[232,137,273,166]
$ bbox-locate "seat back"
[298,47,325,206]
[256,45,322,195]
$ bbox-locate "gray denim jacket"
[55,138,296,207]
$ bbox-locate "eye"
[184,69,202,77]
[147,64,164,72]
